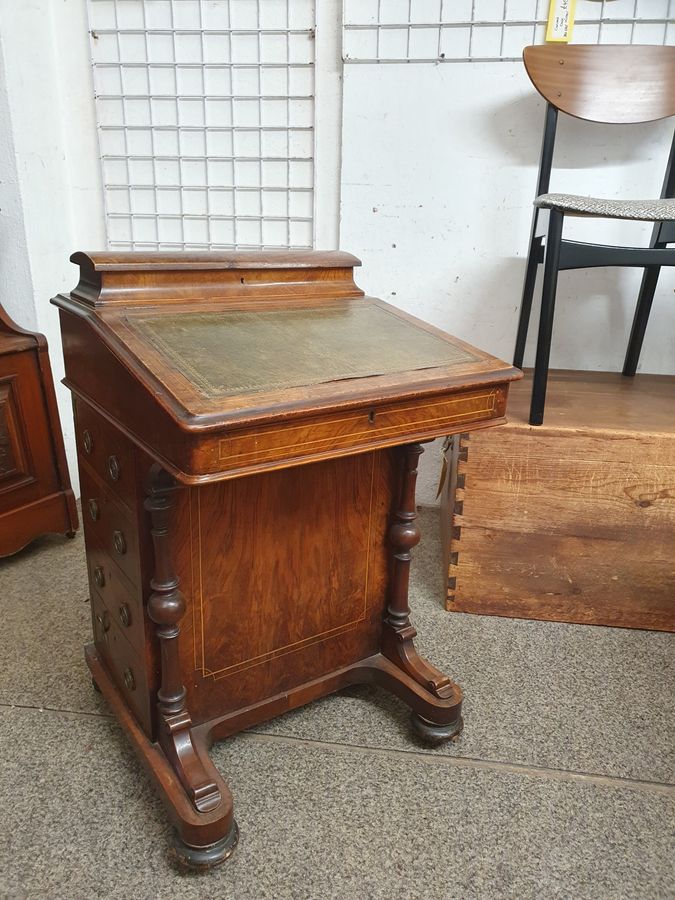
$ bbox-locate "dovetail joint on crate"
[446,432,470,609]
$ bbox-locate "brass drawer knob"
[123,667,136,691]
[113,530,127,555]
[107,454,121,482]
[118,603,131,628]
[95,609,110,632]
[88,499,100,522]
[83,429,93,455]
[94,566,106,588]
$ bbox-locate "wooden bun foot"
[411,712,464,744]
[171,821,239,871]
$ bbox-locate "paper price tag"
[546,0,577,42]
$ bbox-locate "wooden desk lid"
[54,250,519,434]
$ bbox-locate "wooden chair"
[513,44,675,425]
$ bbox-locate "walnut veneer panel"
[176,450,394,723]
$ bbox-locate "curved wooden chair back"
[523,44,675,125]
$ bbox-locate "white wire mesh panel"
[88,0,316,250]
[342,0,675,64]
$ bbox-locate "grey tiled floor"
[0,509,673,899]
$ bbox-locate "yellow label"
[546,0,577,42]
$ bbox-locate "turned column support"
[385,443,423,632]
[381,443,456,701]
[145,465,222,814]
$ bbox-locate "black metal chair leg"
[622,263,662,376]
[529,209,564,426]
[514,231,543,369]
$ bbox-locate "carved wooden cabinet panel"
[0,374,32,492]
[0,307,78,556]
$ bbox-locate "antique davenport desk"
[53,250,519,868]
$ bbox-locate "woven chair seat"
[534,192,675,222]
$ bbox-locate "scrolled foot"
[91,677,102,694]
[170,820,239,871]
[65,531,77,540]
[411,712,463,745]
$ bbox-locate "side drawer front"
[213,386,507,476]
[80,468,141,588]
[86,541,145,659]
[91,591,152,736]
[74,398,136,510]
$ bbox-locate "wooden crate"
[441,370,675,631]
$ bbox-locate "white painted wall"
[339,61,675,502]
[0,0,106,495]
[313,0,344,249]
[0,3,673,507]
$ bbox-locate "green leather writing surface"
[127,303,476,398]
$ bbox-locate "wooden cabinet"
[0,306,78,556]
[53,250,519,869]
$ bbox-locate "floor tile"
[0,530,105,716]
[1,707,673,900]
[1,509,673,784]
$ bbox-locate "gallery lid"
[67,249,363,306]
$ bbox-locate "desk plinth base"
[87,642,462,869]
